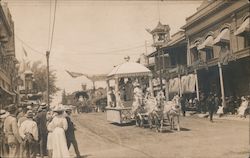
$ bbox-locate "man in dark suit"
[65,108,81,158]
[207,93,215,122]
[34,103,48,158]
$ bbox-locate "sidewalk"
[185,111,249,122]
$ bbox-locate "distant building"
[0,2,19,108]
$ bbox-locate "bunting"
[66,70,84,78]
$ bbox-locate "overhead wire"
[48,0,58,52]
[15,34,151,56]
[15,34,150,73]
[47,0,52,50]
[15,35,45,56]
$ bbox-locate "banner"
[181,74,196,93]
[169,77,180,93]
[66,70,84,78]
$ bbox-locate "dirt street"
[69,113,249,158]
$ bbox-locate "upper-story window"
[234,16,250,48]
[198,35,214,61]
[213,28,230,47]
[190,40,200,63]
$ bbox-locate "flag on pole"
[66,70,84,78]
[22,47,28,57]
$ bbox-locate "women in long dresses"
[238,96,249,117]
[46,110,54,158]
[48,108,70,158]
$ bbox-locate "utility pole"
[46,51,50,106]
[158,47,163,90]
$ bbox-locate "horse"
[147,98,181,132]
[160,100,181,132]
[132,94,157,127]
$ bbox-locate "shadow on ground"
[111,121,135,127]
[77,154,92,158]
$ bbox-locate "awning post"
[165,79,169,101]
[194,69,200,101]
[218,62,226,107]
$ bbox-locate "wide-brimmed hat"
[65,107,72,112]
[133,82,140,87]
[27,105,32,110]
[6,104,17,112]
[241,96,246,101]
[0,110,9,119]
[52,106,64,112]
[40,103,47,109]
[26,110,34,118]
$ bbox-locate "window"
[206,49,214,61]
[192,48,199,62]
[244,34,250,48]
[234,17,249,48]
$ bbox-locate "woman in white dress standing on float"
[47,106,70,158]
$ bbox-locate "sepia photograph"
[0,0,249,158]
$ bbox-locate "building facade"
[146,0,250,104]
[182,0,250,105]
[0,3,19,108]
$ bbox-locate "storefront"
[0,86,16,109]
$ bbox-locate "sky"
[4,0,202,104]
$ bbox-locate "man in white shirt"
[19,110,38,158]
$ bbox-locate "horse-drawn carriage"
[105,60,181,132]
[106,61,153,124]
[133,93,181,132]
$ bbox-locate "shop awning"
[198,36,214,50]
[213,28,230,46]
[234,18,250,36]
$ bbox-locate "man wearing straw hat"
[0,109,9,157]
[34,103,48,157]
[19,110,38,158]
[4,104,23,158]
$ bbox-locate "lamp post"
[147,21,170,92]
[46,51,50,106]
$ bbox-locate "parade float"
[106,57,153,124]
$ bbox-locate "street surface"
[69,113,249,158]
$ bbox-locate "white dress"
[48,115,70,158]
[238,100,249,116]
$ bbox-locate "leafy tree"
[20,60,60,102]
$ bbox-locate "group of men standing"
[0,103,81,158]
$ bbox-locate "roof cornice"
[181,1,228,30]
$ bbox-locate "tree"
[20,60,60,102]
[61,89,67,105]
